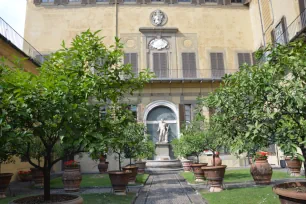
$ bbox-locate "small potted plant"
[172,138,193,172]
[250,151,272,185]
[18,170,32,182]
[62,160,82,192]
[285,156,302,176]
[173,120,208,182]
[135,137,155,174]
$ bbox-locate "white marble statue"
[157,119,169,143]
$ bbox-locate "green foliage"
[0,30,152,200]
[202,40,306,162]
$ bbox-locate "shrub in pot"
[62,160,82,192]
[250,151,272,185]
[18,170,32,182]
[135,139,155,174]
[172,118,209,182]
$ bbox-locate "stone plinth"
[155,142,170,160]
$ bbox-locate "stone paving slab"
[135,172,206,204]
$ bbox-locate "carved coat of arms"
[150,10,167,26]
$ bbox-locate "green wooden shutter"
[238,53,252,68]
[182,53,196,78]
[89,0,96,3]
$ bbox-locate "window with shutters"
[210,53,225,79]
[124,53,138,75]
[237,53,252,68]
[182,53,197,78]
[274,18,287,45]
[153,53,169,78]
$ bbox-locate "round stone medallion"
[125,39,135,48]
[183,39,193,48]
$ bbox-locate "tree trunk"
[118,153,121,171]
[212,151,216,166]
[300,146,306,178]
[43,167,51,201]
[130,158,132,166]
[196,155,199,164]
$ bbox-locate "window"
[42,0,54,2]
[184,104,192,123]
[231,0,242,3]
[205,0,217,2]
[153,53,168,78]
[237,53,252,68]
[273,18,287,45]
[124,0,136,2]
[124,53,138,75]
[210,53,225,79]
[96,0,108,2]
[151,0,164,2]
[69,0,80,2]
[182,53,197,78]
[178,0,191,2]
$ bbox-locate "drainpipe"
[258,0,266,47]
[115,0,118,37]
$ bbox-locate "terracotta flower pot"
[250,159,272,185]
[273,182,306,204]
[135,161,146,174]
[181,160,193,172]
[286,157,302,177]
[0,173,13,198]
[62,168,82,192]
[30,168,44,187]
[98,161,109,174]
[19,174,32,182]
[202,165,227,192]
[191,163,208,182]
[10,194,83,204]
[108,171,131,195]
[122,165,138,184]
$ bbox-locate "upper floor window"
[182,53,197,78]
[205,0,217,2]
[237,53,252,68]
[124,53,138,75]
[69,0,80,2]
[178,0,191,2]
[96,0,109,2]
[124,0,136,2]
[231,0,243,3]
[152,53,169,78]
[210,52,225,79]
[42,0,54,2]
[151,0,164,2]
[273,18,287,45]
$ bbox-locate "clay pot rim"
[0,173,14,177]
[123,165,138,168]
[201,165,227,170]
[191,163,208,167]
[285,157,300,161]
[10,194,83,204]
[273,182,306,200]
[108,171,132,175]
[135,161,146,164]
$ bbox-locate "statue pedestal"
[155,142,170,160]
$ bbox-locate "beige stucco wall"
[25,1,255,72]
